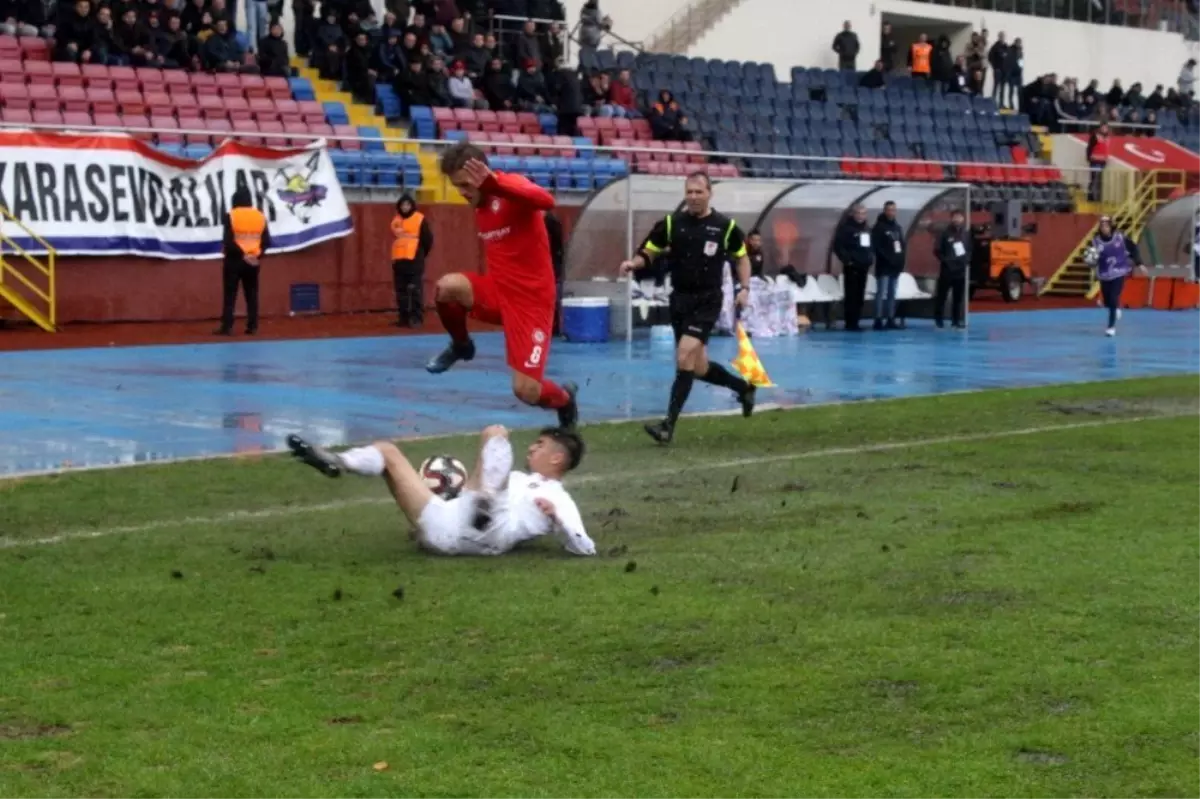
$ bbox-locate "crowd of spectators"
[1019,60,1198,133]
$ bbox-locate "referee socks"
[699,362,749,393]
[666,370,695,427]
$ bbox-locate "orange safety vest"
[391,211,425,260]
[910,42,932,76]
[230,206,267,258]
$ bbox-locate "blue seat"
[288,78,315,101]
[322,101,349,125]
[357,126,385,151]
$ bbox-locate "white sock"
[480,435,514,493]
[338,445,385,476]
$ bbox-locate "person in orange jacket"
[216,185,271,336]
[391,193,434,327]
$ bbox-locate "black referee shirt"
[640,209,748,294]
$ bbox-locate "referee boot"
[557,381,580,430]
[644,420,674,445]
[286,434,343,478]
[425,339,476,374]
[739,384,756,418]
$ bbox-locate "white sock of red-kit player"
[339,446,385,476]
[480,435,514,493]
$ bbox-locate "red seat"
[924,162,945,182]
[152,115,182,144]
[240,74,267,98]
[1,107,32,124]
[206,117,232,144]
[225,95,252,121]
[59,85,89,113]
[0,61,23,84]
[135,67,162,88]
[682,140,703,164]
[122,112,152,140]
[92,111,121,130]
[552,135,574,158]
[630,118,652,140]
[516,111,540,134]
[531,133,553,156]
[249,97,277,121]
[197,94,227,118]
[20,38,50,61]
[0,82,30,107]
[576,116,597,137]
[214,73,243,98]
[258,120,287,147]
[231,117,262,145]
[116,90,145,116]
[477,109,499,132]
[51,62,84,88]
[489,132,514,155]
[144,91,172,113]
[28,83,58,111]
[332,123,358,150]
[0,33,18,53]
[612,117,633,136]
[297,100,325,124]
[274,98,299,115]
[108,66,138,91]
[32,109,63,127]
[171,93,199,115]
[264,76,290,99]
[161,69,189,90]
[23,60,52,79]
[81,67,113,92]
[189,72,217,92]
[510,133,534,155]
[87,87,117,114]
[178,111,203,142]
[305,122,335,139]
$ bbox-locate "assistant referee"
[619,171,756,445]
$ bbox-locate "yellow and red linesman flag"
[731,322,775,388]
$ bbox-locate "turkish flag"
[1075,135,1200,175]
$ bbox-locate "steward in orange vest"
[909,37,932,78]
[390,193,434,327]
[217,186,271,336]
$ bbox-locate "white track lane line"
[0,413,1188,550]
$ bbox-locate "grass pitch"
[0,376,1197,798]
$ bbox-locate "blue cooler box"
[561,297,611,343]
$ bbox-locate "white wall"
[560,0,689,47]
[687,0,1198,90]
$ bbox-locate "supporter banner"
[1073,134,1200,174]
[0,130,353,259]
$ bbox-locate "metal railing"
[905,0,1199,36]
[0,204,56,332]
[0,118,1122,206]
[643,0,746,54]
[489,13,573,65]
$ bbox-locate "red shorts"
[466,272,555,381]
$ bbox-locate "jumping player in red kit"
[425,142,579,429]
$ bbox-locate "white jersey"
[415,436,594,557]
[487,470,593,555]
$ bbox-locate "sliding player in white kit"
[285,425,595,556]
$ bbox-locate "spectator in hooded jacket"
[859,60,885,89]
[257,20,291,76]
[481,56,513,110]
[649,89,683,140]
[397,57,431,107]
[345,30,376,103]
[515,58,551,112]
[871,201,905,330]
[462,31,489,77]
[371,28,405,83]
[312,8,344,79]
[833,203,874,332]
[56,0,95,62]
[550,58,583,136]
[203,18,250,72]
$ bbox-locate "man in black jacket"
[934,210,971,329]
[833,203,873,332]
[831,21,859,71]
[871,201,905,330]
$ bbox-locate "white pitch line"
[0,413,1188,550]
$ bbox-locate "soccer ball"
[419,456,468,499]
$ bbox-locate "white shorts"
[416,493,502,556]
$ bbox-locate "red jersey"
[474,171,557,298]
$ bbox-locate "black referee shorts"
[670,290,722,344]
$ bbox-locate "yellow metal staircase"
[0,205,56,332]
[1040,169,1186,298]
